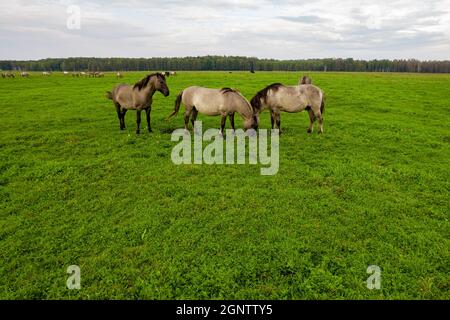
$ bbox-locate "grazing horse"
[251,83,325,134]
[106,73,170,134]
[168,86,258,134]
[299,76,312,85]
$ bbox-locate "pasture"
[0,71,448,299]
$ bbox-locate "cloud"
[0,0,449,60]
[278,15,327,24]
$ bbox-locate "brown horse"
[300,75,312,85]
[251,83,325,134]
[107,73,170,134]
[168,86,257,134]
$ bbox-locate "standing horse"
[168,86,258,134]
[106,73,170,134]
[251,83,325,134]
[299,76,312,85]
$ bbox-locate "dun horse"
[168,86,258,134]
[299,76,312,85]
[251,82,325,134]
[107,73,170,134]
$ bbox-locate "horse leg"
[190,108,198,129]
[136,110,142,134]
[314,109,323,134]
[115,103,123,130]
[229,113,236,132]
[317,112,324,134]
[275,112,282,134]
[307,109,316,134]
[121,109,127,130]
[220,115,227,136]
[270,110,275,129]
[146,108,152,132]
[184,109,192,131]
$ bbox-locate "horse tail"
[167,90,184,120]
[106,91,113,100]
[320,91,325,115]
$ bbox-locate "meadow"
[0,71,448,299]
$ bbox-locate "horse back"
[113,84,135,108]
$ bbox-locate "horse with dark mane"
[299,76,312,85]
[106,73,170,134]
[251,82,325,134]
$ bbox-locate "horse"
[168,86,258,134]
[6,72,15,78]
[106,73,170,134]
[299,76,312,85]
[250,83,325,134]
[20,72,30,77]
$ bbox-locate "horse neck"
[139,81,157,100]
[236,97,254,120]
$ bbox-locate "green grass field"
[0,71,448,299]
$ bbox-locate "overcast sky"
[1,0,449,60]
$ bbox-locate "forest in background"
[1,56,450,73]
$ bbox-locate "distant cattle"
[20,72,30,77]
[116,72,124,79]
[42,72,51,76]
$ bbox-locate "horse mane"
[133,73,165,91]
[221,88,253,114]
[250,83,284,112]
[300,76,312,85]
[221,87,237,94]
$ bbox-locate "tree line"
[1,56,449,73]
